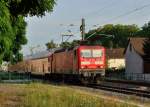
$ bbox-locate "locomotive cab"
[78,46,105,78]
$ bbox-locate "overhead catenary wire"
[58,0,128,35]
[77,0,118,21]
[100,3,150,25]
[57,0,119,27]
[54,0,144,28]
[51,0,150,43]
[85,2,150,33]
[79,1,150,41]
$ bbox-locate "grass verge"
[0,83,143,107]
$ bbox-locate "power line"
[84,0,118,20]
[100,3,150,25]
[55,1,118,35]
[51,0,150,43]
[48,0,144,28]
[68,2,150,36]
[84,2,150,32]
[58,0,118,27]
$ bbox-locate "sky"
[23,0,150,55]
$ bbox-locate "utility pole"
[80,18,85,40]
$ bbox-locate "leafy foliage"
[137,21,150,37]
[45,40,80,49]
[59,40,80,48]
[59,42,72,48]
[143,38,150,61]
[0,0,56,64]
[12,16,27,63]
[138,21,150,62]
[8,0,56,17]
[0,0,14,63]
[45,40,58,50]
[85,24,140,48]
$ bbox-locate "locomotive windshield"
[81,50,92,57]
[92,50,103,57]
[81,49,103,58]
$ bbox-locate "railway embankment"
[0,83,149,107]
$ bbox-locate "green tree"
[0,0,14,64]
[59,40,80,48]
[70,40,80,47]
[45,40,58,50]
[8,0,56,17]
[138,21,150,37]
[2,16,28,63]
[12,16,27,63]
[85,24,140,48]
[59,42,72,48]
[143,38,150,62]
[0,0,56,64]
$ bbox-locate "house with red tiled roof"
[124,37,150,81]
[106,48,125,69]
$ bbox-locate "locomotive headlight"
[81,66,84,69]
[81,66,85,69]
[95,61,103,64]
[81,61,90,65]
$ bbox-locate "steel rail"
[86,84,150,98]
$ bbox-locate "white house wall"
[125,43,143,74]
[108,59,125,69]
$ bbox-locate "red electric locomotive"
[48,45,106,82]
[78,46,105,75]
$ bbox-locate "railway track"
[85,83,150,98]
[9,72,150,98]
[31,73,150,98]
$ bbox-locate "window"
[92,50,103,57]
[81,49,92,57]
[80,49,103,58]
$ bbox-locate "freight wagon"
[8,51,50,75]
